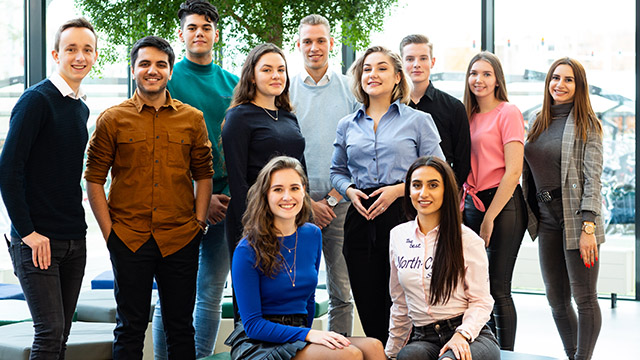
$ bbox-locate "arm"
[306,226,323,327]
[452,103,471,188]
[194,179,212,226]
[86,182,112,241]
[579,127,604,267]
[418,112,445,160]
[385,231,413,359]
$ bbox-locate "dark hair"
[54,17,97,52]
[178,0,219,28]
[230,43,292,112]
[528,57,602,142]
[399,34,433,58]
[463,51,508,120]
[130,36,175,71]
[404,156,465,305]
[242,156,312,277]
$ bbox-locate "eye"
[411,182,421,189]
[363,67,371,72]
[318,39,325,43]
[566,78,573,83]
[278,68,286,73]
[291,185,300,191]
[429,182,439,189]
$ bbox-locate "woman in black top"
[222,43,306,263]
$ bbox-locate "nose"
[282,190,292,200]
[75,51,85,62]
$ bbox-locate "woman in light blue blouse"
[330,45,444,345]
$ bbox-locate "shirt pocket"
[116,131,148,168]
[167,132,191,168]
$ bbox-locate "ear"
[431,56,436,68]
[178,28,184,43]
[329,37,335,52]
[296,38,301,51]
[51,49,60,64]
[214,28,220,44]
[395,71,401,84]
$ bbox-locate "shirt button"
[129,138,133,142]
[573,184,577,188]
[373,158,376,161]
[155,159,159,163]
[156,135,159,139]
[154,183,158,187]
[153,207,157,211]
[374,177,377,181]
[435,324,440,331]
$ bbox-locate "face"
[268,168,305,226]
[468,60,497,100]
[179,14,219,59]
[410,166,444,220]
[253,52,287,100]
[361,52,401,101]
[52,27,98,89]
[132,46,172,97]
[402,43,435,85]
[297,24,334,73]
[549,64,576,105]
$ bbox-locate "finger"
[369,188,383,197]
[31,244,39,268]
[594,246,599,262]
[355,190,369,200]
[439,344,449,356]
[452,346,461,360]
[44,241,51,268]
[327,208,337,218]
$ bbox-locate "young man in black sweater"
[0,18,97,359]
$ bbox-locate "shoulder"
[174,100,204,118]
[234,238,256,260]
[226,103,255,118]
[497,102,523,118]
[299,222,322,238]
[461,225,485,250]
[215,64,240,84]
[390,220,416,240]
[97,98,137,123]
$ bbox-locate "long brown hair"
[242,156,312,277]
[349,45,411,107]
[230,43,293,112]
[463,51,508,120]
[404,156,464,305]
[528,57,602,142]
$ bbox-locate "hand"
[22,231,51,270]
[311,199,337,229]
[346,187,370,220]
[579,231,598,268]
[439,332,471,360]
[305,329,351,350]
[367,184,402,220]
[208,194,230,224]
[479,217,494,247]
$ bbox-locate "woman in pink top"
[461,51,526,351]
[386,156,499,360]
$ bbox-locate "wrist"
[582,221,596,235]
[456,329,472,342]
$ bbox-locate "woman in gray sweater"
[522,57,604,360]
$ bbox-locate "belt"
[262,314,307,327]
[414,314,464,336]
[536,188,562,204]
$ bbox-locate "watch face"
[326,196,338,207]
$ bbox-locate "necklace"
[281,230,298,287]
[260,105,278,121]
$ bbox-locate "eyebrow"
[363,61,390,67]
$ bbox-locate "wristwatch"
[324,194,338,208]
[582,221,596,235]
[197,219,209,235]
[456,329,472,342]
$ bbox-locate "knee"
[339,346,363,360]
[397,346,423,360]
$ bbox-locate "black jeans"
[8,236,86,360]
[343,187,405,346]
[537,198,601,360]
[463,185,526,351]
[397,315,499,360]
[108,231,201,360]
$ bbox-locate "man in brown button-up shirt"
[85,36,212,359]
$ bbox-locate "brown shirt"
[85,91,213,256]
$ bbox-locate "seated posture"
[227,156,385,360]
[386,156,500,360]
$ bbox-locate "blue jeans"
[152,220,229,359]
[8,236,86,360]
[321,202,353,335]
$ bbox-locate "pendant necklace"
[281,230,298,287]
[260,105,278,121]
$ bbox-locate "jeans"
[463,185,526,350]
[320,202,353,335]
[397,316,499,360]
[537,198,601,360]
[108,231,201,360]
[152,220,229,359]
[8,236,86,360]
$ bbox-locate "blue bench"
[0,283,24,300]
[500,350,560,359]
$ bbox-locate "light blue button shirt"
[330,100,445,197]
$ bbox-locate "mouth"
[71,65,87,70]
[279,203,297,210]
[145,77,162,84]
[368,81,381,87]
[417,200,432,206]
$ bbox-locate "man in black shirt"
[400,34,471,187]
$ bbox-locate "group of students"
[0,0,604,360]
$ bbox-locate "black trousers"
[343,188,405,346]
[108,231,201,360]
[463,185,526,351]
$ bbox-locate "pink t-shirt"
[463,102,524,211]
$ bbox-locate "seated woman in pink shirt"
[386,156,499,360]
[461,51,526,351]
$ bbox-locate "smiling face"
[549,64,576,105]
[52,26,97,91]
[467,59,497,101]
[179,14,218,62]
[268,168,305,229]
[297,24,334,74]
[402,43,435,86]
[361,51,401,101]
[253,52,287,103]
[132,46,172,98]
[410,165,444,223]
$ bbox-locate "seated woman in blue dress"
[227,156,385,360]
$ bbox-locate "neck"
[186,52,213,66]
[253,93,277,110]
[417,212,440,235]
[57,71,81,94]
[306,65,328,84]
[367,96,392,117]
[410,80,429,104]
[476,95,501,113]
[137,89,167,110]
[274,219,297,237]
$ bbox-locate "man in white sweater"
[289,14,359,336]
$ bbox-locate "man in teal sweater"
[290,14,360,336]
[151,1,238,358]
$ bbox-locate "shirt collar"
[132,89,178,113]
[353,99,403,121]
[411,217,440,238]
[49,72,87,100]
[301,68,331,86]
